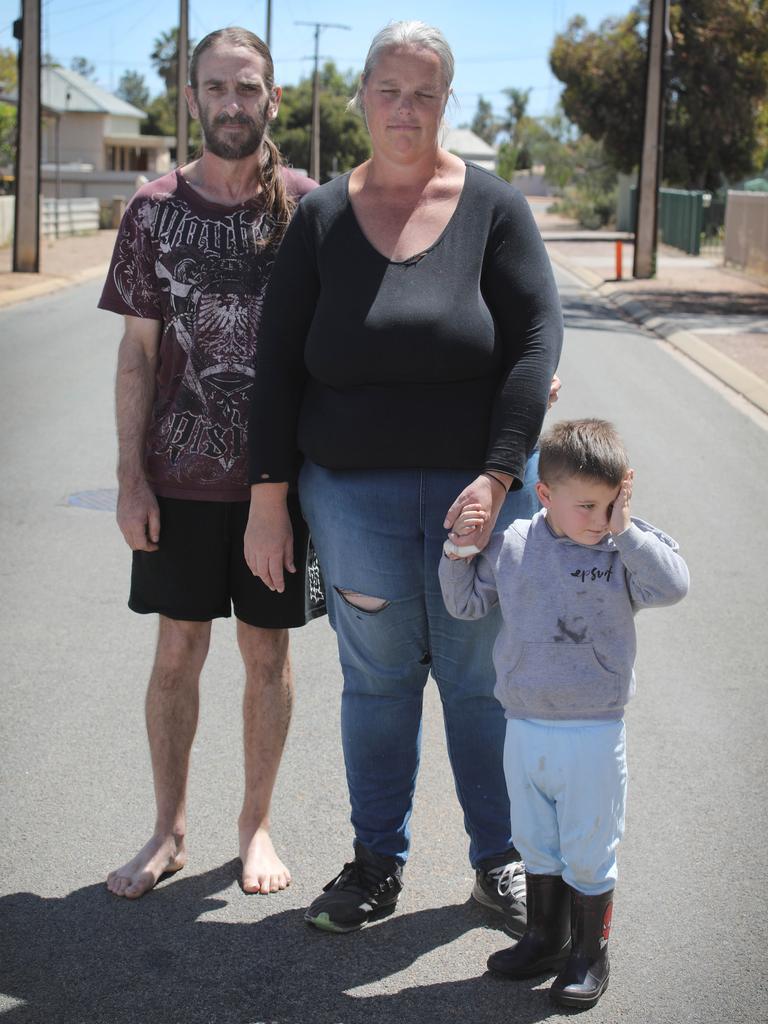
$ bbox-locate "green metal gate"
[629,188,726,256]
[658,189,703,255]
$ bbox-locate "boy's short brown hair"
[538,419,629,488]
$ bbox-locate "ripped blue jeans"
[299,457,540,868]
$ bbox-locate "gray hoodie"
[438,510,689,721]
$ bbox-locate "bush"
[554,186,617,229]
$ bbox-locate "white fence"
[0,195,13,247]
[0,196,100,246]
[724,191,768,278]
[40,168,158,202]
[41,197,100,237]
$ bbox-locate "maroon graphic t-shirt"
[99,167,316,501]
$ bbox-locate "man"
[99,28,318,899]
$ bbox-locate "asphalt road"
[1,270,766,1024]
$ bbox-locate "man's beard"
[198,101,270,161]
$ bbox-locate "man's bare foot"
[239,823,291,894]
[106,834,186,899]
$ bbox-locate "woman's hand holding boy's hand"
[443,474,508,555]
[609,469,634,535]
[443,502,488,559]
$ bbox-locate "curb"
[548,248,768,417]
[0,262,110,309]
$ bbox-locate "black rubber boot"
[487,872,571,978]
[549,887,613,1009]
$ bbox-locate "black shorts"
[129,495,325,628]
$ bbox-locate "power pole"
[295,20,350,182]
[176,0,189,166]
[12,0,41,273]
[633,0,672,279]
[265,0,272,49]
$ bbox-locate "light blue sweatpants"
[503,717,627,895]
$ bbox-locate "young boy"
[439,419,689,1009]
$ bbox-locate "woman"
[245,20,563,933]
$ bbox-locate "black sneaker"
[472,859,527,937]
[305,842,403,933]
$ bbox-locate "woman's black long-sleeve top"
[248,162,563,489]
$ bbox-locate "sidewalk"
[529,197,768,415]
[0,229,117,308]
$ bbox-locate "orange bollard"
[615,240,623,281]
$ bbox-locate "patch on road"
[66,489,117,511]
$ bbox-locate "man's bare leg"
[237,621,294,894]
[107,616,211,898]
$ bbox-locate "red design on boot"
[600,902,613,946]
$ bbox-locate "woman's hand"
[548,374,562,410]
[443,473,511,553]
[243,484,295,593]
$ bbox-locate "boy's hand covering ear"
[609,470,634,535]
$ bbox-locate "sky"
[1,0,632,121]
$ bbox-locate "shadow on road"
[621,289,767,317]
[1,862,562,1024]
[561,293,643,335]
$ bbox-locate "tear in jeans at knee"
[335,588,390,613]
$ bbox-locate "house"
[40,65,174,176]
[441,127,497,173]
[0,66,175,202]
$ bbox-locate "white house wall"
[43,111,107,169]
[105,114,143,136]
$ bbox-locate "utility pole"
[12,0,41,273]
[633,0,672,279]
[295,20,350,182]
[265,0,272,49]
[176,0,189,166]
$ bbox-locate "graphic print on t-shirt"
[103,177,279,499]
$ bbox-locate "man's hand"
[609,469,634,536]
[244,485,295,593]
[116,478,161,551]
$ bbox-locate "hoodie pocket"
[505,642,621,712]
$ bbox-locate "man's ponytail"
[260,134,295,244]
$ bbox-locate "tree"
[468,96,498,146]
[150,27,194,92]
[0,47,16,91]
[117,70,150,111]
[550,1,768,190]
[495,112,576,182]
[0,47,17,171]
[756,100,768,174]
[557,135,619,228]
[145,28,198,151]
[496,142,519,181]
[501,87,531,140]
[70,56,96,80]
[536,109,580,190]
[497,88,536,170]
[270,61,370,181]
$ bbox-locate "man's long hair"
[190,27,294,240]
